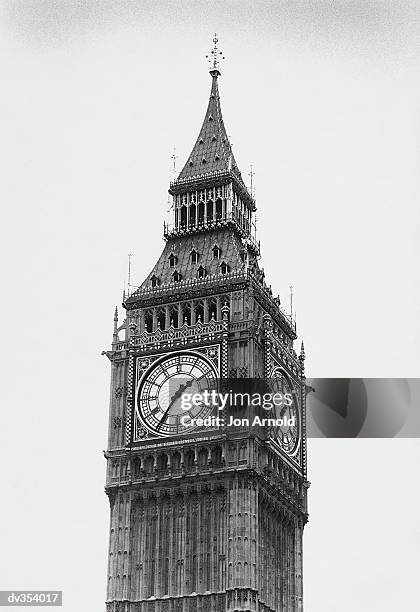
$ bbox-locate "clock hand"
[156,374,208,431]
[168,376,197,406]
[173,372,211,404]
[156,378,198,431]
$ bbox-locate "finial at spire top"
[206,33,225,77]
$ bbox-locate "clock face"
[269,368,300,455]
[136,351,217,437]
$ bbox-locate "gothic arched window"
[144,455,154,474]
[216,198,223,220]
[195,300,204,322]
[190,249,199,264]
[133,457,141,477]
[198,202,205,225]
[220,261,230,275]
[157,308,165,330]
[212,245,221,259]
[184,450,195,470]
[197,266,207,279]
[171,451,181,471]
[172,270,182,283]
[169,253,178,267]
[150,275,160,288]
[189,204,196,227]
[198,448,208,467]
[208,297,217,320]
[157,453,168,472]
[211,446,222,465]
[144,310,153,333]
[181,302,191,325]
[168,304,179,328]
[207,200,214,224]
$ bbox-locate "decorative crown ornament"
[206,33,225,74]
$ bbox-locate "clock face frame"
[269,367,301,457]
[135,349,218,438]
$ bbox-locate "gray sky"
[1,2,419,611]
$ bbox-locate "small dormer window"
[212,245,221,259]
[197,266,207,279]
[151,275,160,288]
[190,249,199,264]
[169,253,177,268]
[220,261,230,275]
[172,270,182,283]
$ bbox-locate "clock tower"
[104,37,309,612]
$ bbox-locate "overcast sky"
[1,2,419,611]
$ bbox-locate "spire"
[300,341,305,360]
[299,341,306,375]
[175,36,245,187]
[113,306,119,342]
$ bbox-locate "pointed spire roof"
[175,69,245,187]
[169,36,255,211]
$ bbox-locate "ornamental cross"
[206,33,225,71]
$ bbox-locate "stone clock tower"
[104,37,309,612]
